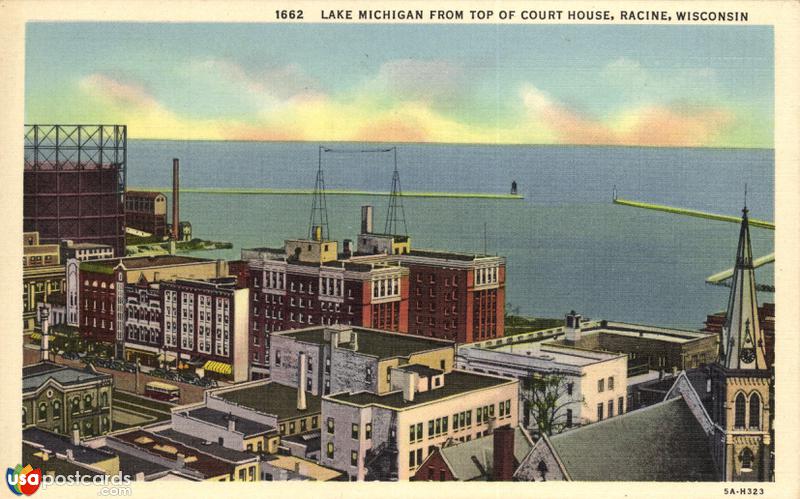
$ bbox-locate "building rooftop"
[81,255,212,274]
[547,396,716,481]
[262,455,343,481]
[23,362,111,394]
[155,428,257,463]
[214,382,321,420]
[23,428,116,466]
[328,370,514,410]
[112,429,252,479]
[280,326,453,360]
[281,431,321,453]
[99,446,171,477]
[126,191,164,199]
[180,407,275,438]
[398,364,443,378]
[23,443,105,478]
[436,426,533,481]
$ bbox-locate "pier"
[613,197,774,230]
[129,187,524,200]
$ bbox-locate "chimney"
[351,331,358,351]
[297,352,308,411]
[65,449,74,461]
[402,373,416,402]
[342,239,352,258]
[227,413,236,433]
[71,428,80,446]
[216,259,225,277]
[361,205,373,234]
[172,158,180,241]
[564,310,582,343]
[329,330,340,349]
[492,425,515,481]
[41,311,50,362]
[134,472,145,481]
[176,453,185,468]
[312,225,323,242]
[293,461,301,475]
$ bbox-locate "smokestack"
[41,310,50,362]
[361,205,373,234]
[71,429,80,446]
[564,310,582,343]
[227,413,236,433]
[403,373,416,402]
[343,239,352,258]
[297,352,308,411]
[176,453,186,468]
[351,331,358,351]
[172,158,180,241]
[492,425,515,481]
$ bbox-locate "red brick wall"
[412,450,456,481]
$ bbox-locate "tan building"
[23,362,113,439]
[321,366,518,481]
[23,232,65,332]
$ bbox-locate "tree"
[521,372,583,436]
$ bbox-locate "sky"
[25,23,773,147]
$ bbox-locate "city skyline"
[25,23,773,147]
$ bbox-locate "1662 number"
[276,10,304,20]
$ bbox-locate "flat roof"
[23,363,110,394]
[100,446,171,477]
[398,364,443,377]
[23,443,104,477]
[81,255,212,272]
[23,428,116,465]
[155,428,257,463]
[280,326,452,360]
[328,370,513,410]
[488,343,622,366]
[263,455,342,481]
[113,429,251,479]
[181,407,275,438]
[214,382,321,420]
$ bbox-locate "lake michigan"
[127,140,774,330]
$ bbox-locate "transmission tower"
[308,146,330,240]
[384,147,408,236]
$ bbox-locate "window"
[327,418,335,434]
[734,393,746,429]
[312,416,318,429]
[289,422,296,433]
[52,401,61,420]
[740,448,754,471]
[352,424,359,439]
[409,450,416,468]
[566,409,573,428]
[428,420,435,438]
[567,382,574,396]
[301,419,307,432]
[365,366,372,383]
[749,394,761,429]
[598,379,604,393]
[275,350,281,366]
[38,403,47,421]
[608,399,614,418]
[351,451,358,466]
[365,423,372,439]
[608,376,614,390]
[597,403,604,421]
[280,424,285,434]
[327,442,334,459]
[618,396,624,415]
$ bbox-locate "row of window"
[597,376,615,393]
[596,397,625,421]
[734,392,762,430]
[279,416,318,435]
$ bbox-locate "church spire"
[720,203,766,370]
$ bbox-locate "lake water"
[127,140,774,329]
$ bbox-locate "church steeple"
[719,204,767,370]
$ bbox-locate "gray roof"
[99,446,171,477]
[438,427,533,481]
[215,382,321,420]
[155,429,257,463]
[23,362,110,394]
[282,326,452,360]
[329,371,514,410]
[548,397,717,481]
[282,431,322,453]
[23,428,115,465]
[182,407,275,438]
[399,364,443,377]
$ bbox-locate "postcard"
[1,1,798,497]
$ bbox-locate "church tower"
[710,204,772,481]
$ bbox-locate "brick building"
[243,239,409,378]
[125,191,168,238]
[69,256,229,346]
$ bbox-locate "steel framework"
[23,125,127,255]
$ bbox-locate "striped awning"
[203,360,232,375]
[30,332,42,341]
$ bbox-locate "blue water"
[127,141,774,329]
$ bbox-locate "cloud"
[370,59,464,103]
[519,83,735,147]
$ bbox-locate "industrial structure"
[24,125,127,256]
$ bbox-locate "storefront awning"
[157,353,177,362]
[29,332,41,341]
[203,360,232,375]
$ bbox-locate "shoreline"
[128,187,525,200]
